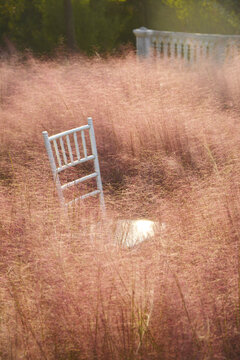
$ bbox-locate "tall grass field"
[1,53,240,359]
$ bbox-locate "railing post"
[133,27,153,58]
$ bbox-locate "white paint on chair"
[42,117,105,213]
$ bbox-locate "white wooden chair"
[42,118,166,249]
[42,117,105,213]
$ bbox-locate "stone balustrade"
[133,27,240,62]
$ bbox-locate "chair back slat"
[53,139,62,168]
[42,118,105,214]
[66,135,74,163]
[81,130,88,158]
[74,132,80,160]
[61,172,97,190]
[67,190,100,207]
[60,137,68,165]
[57,155,95,173]
[48,125,90,141]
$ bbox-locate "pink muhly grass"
[1,53,240,359]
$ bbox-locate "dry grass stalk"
[1,53,240,359]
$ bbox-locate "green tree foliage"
[0,0,65,53]
[0,0,240,54]
[73,0,129,53]
[64,0,77,50]
[162,0,240,34]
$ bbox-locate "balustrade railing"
[133,27,240,62]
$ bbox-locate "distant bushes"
[1,0,240,55]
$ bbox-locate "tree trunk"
[64,0,76,50]
[142,0,149,28]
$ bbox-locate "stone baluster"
[183,40,188,61]
[163,40,168,58]
[170,40,175,59]
[188,41,194,63]
[202,41,208,59]
[176,41,182,59]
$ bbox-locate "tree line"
[0,0,240,55]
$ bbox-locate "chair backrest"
[42,117,105,213]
